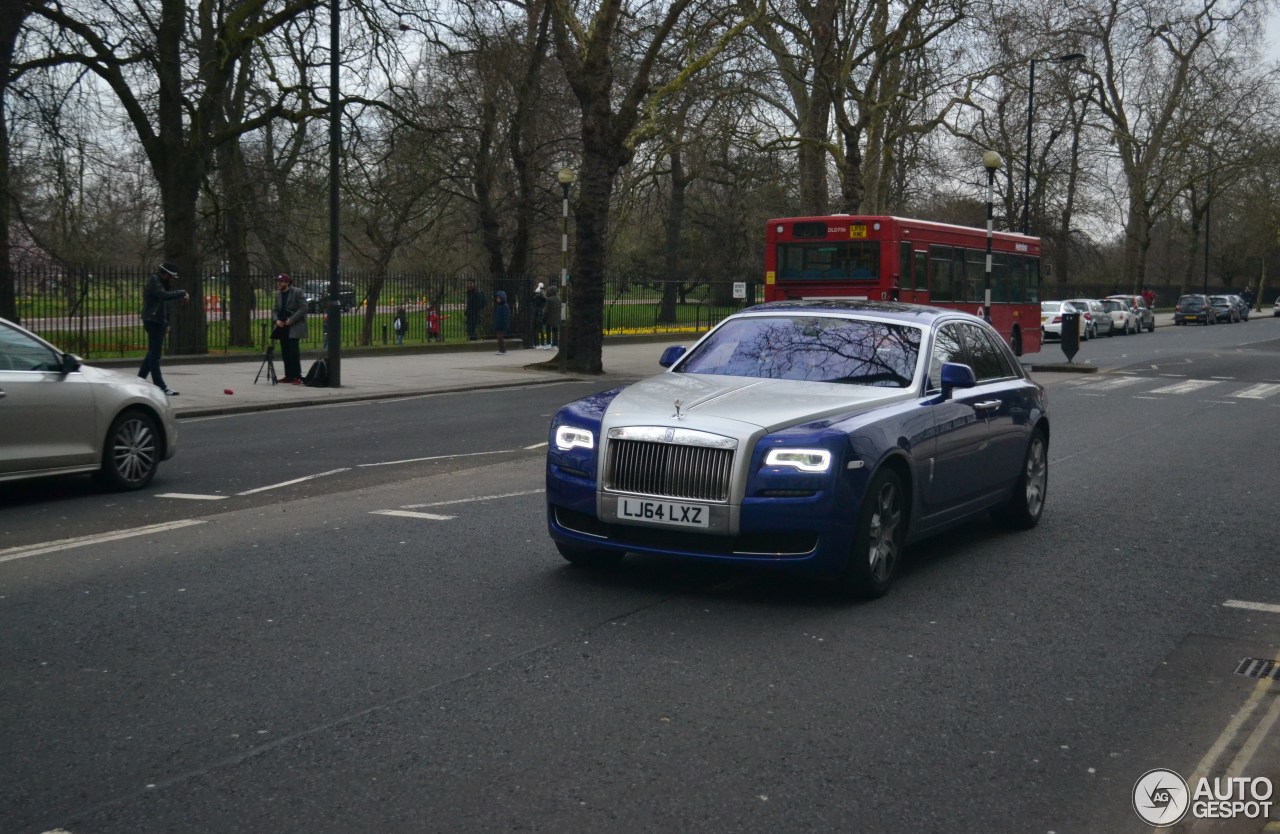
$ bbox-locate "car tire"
[994,428,1048,530]
[95,409,161,491]
[556,541,624,569]
[838,468,906,599]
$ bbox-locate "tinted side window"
[962,323,1014,381]
[928,323,966,389]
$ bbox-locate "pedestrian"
[137,261,189,395]
[531,282,548,348]
[426,304,441,342]
[544,284,561,350]
[272,273,308,384]
[1241,288,1256,311]
[493,290,511,354]
[464,279,485,340]
[393,306,407,345]
[1142,287,1155,310]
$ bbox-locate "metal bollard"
[1060,312,1080,362]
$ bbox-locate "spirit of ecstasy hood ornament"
[672,398,685,420]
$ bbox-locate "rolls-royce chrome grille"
[604,427,737,502]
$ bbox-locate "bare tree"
[1070,0,1269,292]
[548,0,759,373]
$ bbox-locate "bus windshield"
[777,241,881,282]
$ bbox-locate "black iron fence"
[13,266,1272,360]
[10,266,754,359]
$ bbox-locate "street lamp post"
[1203,148,1213,296]
[326,0,342,386]
[1023,52,1086,235]
[983,151,1002,323]
[557,167,575,374]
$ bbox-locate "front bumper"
[546,471,855,575]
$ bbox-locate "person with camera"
[273,273,308,384]
[137,261,189,395]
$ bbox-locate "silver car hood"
[603,372,915,434]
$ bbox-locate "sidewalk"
[118,312,1187,420]
[132,337,687,419]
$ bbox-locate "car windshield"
[1041,302,1061,311]
[677,315,922,388]
[1179,296,1203,306]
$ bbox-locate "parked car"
[1101,298,1136,335]
[1067,298,1113,339]
[1274,297,1279,317]
[303,281,358,313]
[545,300,1050,598]
[1173,294,1215,325]
[0,317,178,489]
[1226,294,1250,322]
[1106,294,1156,332]
[1041,300,1088,342]
[1208,295,1240,324]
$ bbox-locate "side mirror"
[659,345,686,368]
[939,362,976,399]
[61,353,83,374]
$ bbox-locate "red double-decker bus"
[764,215,1042,355]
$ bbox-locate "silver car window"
[0,322,62,372]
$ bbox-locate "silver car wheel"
[100,411,160,490]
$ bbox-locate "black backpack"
[303,358,328,387]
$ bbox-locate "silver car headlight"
[764,448,832,473]
[554,425,594,451]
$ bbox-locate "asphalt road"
[2,317,1278,833]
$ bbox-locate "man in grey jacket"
[137,261,189,395]
[272,273,308,383]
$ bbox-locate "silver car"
[0,317,178,489]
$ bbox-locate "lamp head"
[557,168,577,186]
[982,150,1003,171]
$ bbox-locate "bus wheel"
[1010,329,1023,356]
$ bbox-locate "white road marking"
[524,441,548,450]
[1231,383,1280,400]
[0,520,206,563]
[358,450,511,468]
[156,493,229,501]
[371,510,455,521]
[1087,377,1147,390]
[402,489,545,509]
[1147,379,1221,395]
[236,468,350,495]
[1224,599,1280,614]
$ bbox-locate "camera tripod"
[254,340,278,385]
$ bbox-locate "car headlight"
[554,425,594,451]
[764,448,832,473]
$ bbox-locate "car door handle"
[974,400,1001,413]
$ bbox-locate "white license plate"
[618,497,709,528]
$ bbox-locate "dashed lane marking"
[0,520,206,563]
[236,468,350,495]
[371,510,455,521]
[401,489,544,509]
[1224,600,1280,615]
[156,493,229,500]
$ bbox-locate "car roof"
[738,299,978,326]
